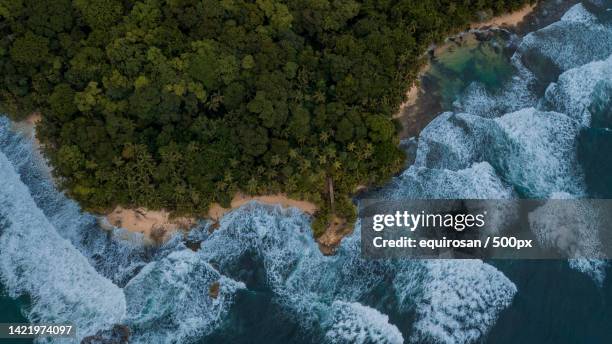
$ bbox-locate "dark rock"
[399,137,418,167]
[185,240,202,251]
[81,325,130,344]
[209,281,220,299]
[474,30,494,42]
[208,221,220,233]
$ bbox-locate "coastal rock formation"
[81,325,131,344]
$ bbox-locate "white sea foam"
[392,248,519,343]
[324,301,404,344]
[124,250,245,344]
[200,204,390,327]
[454,56,538,118]
[200,204,329,323]
[529,192,608,285]
[568,259,608,286]
[0,116,175,286]
[387,158,519,236]
[0,151,126,340]
[202,204,518,344]
[491,108,586,197]
[408,91,590,201]
[391,162,514,200]
[414,112,486,171]
[544,54,612,126]
[518,3,612,78]
[400,107,589,199]
[561,3,599,23]
[406,260,517,344]
[453,83,499,118]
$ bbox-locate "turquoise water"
[0,2,611,343]
[425,32,517,110]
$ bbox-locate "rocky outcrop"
[81,325,130,344]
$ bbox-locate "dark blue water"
[1,2,611,344]
[578,128,612,198]
[0,283,33,344]
[488,261,612,343]
[203,290,318,344]
[411,4,612,341]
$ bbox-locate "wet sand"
[207,193,317,221]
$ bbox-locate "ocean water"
[1,2,612,343]
[424,32,518,110]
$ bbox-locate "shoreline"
[103,207,196,243]
[10,113,41,146]
[207,193,317,221]
[394,2,537,139]
[9,116,322,245]
[12,3,539,252]
[102,194,318,244]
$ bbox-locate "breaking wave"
[384,2,611,286]
[324,301,404,344]
[544,55,612,126]
[0,117,169,286]
[406,260,516,344]
[197,204,518,343]
[0,151,126,340]
[0,2,611,343]
[518,3,612,83]
[124,250,245,343]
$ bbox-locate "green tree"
[0,0,532,228]
[74,0,122,30]
[10,31,49,65]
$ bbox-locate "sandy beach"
[207,193,317,221]
[102,193,318,243]
[105,206,195,243]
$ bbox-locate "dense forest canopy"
[0,0,530,233]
